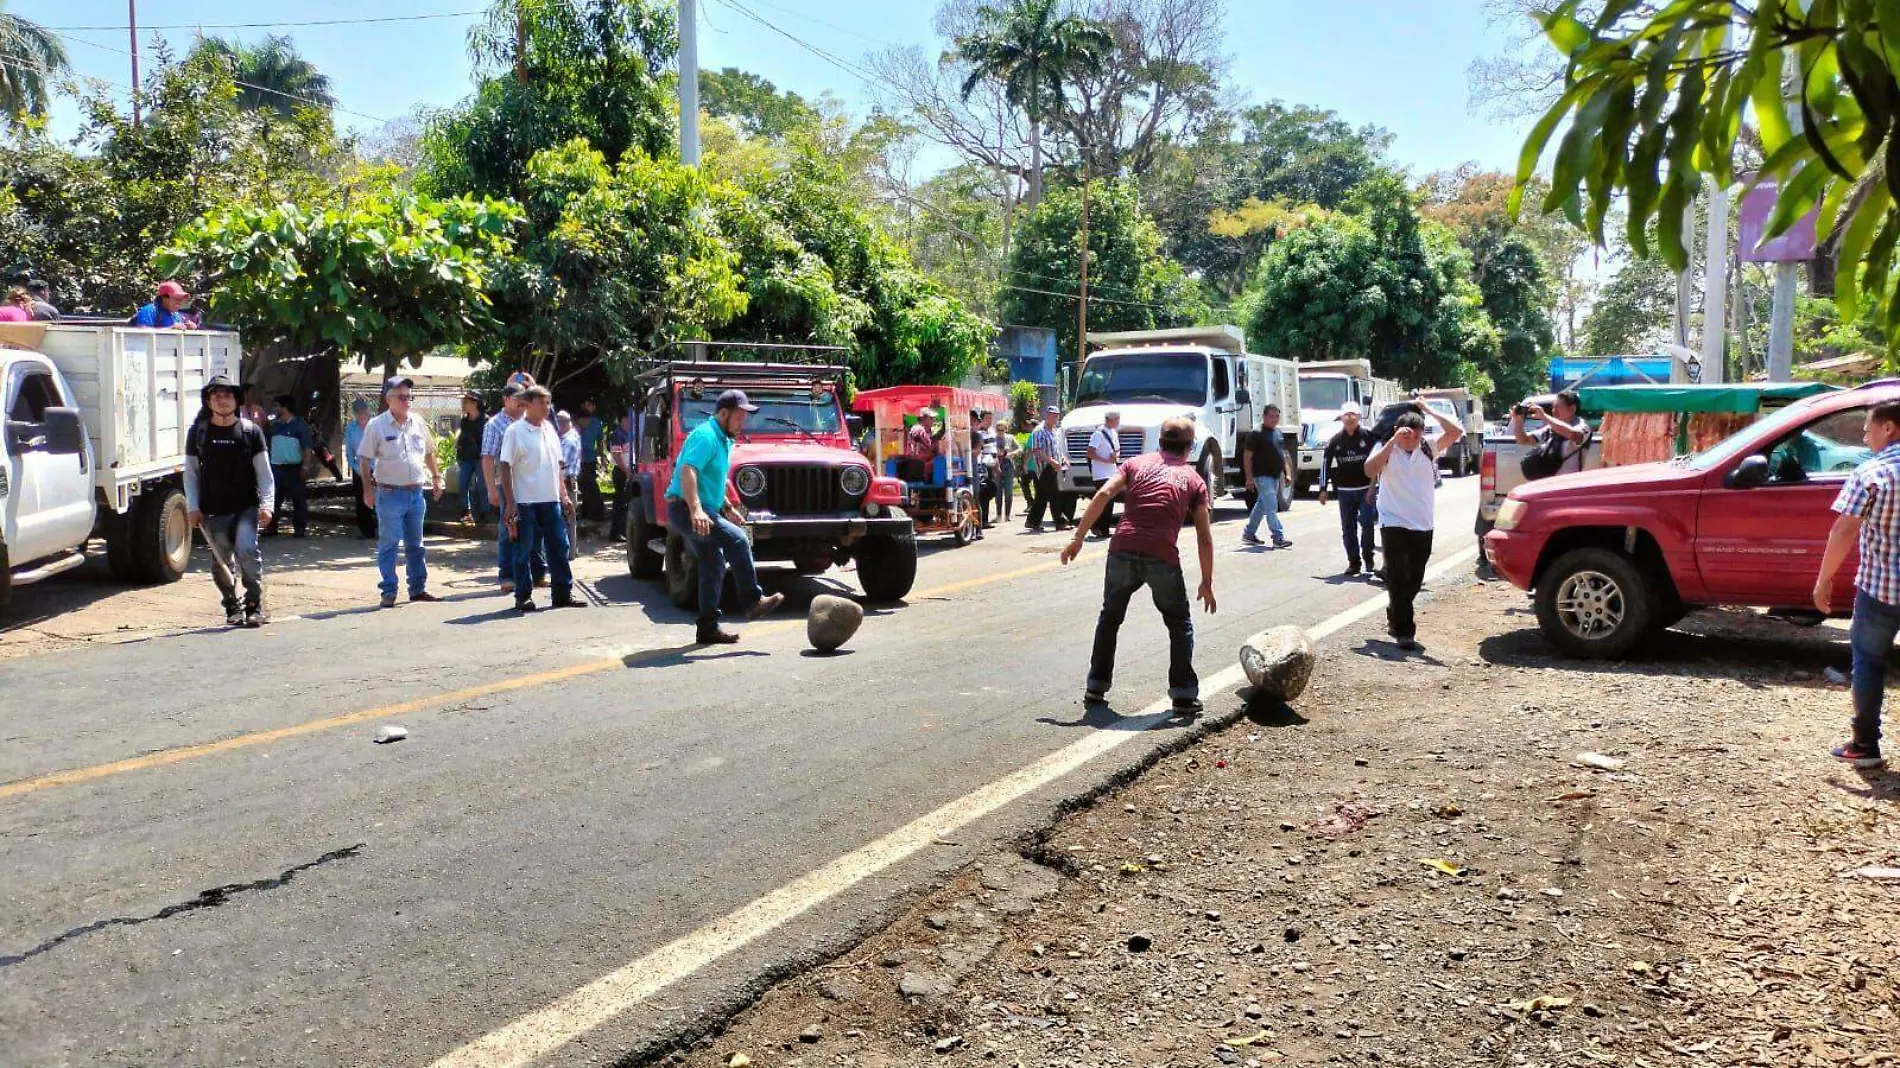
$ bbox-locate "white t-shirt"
[500,418,565,505]
[358,411,435,487]
[1089,425,1121,481]
[1373,440,1438,531]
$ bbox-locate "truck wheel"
[1197,445,1223,499]
[663,530,698,610]
[104,507,138,580]
[132,484,190,584]
[1533,547,1654,659]
[856,535,918,603]
[626,499,662,579]
[0,542,10,611]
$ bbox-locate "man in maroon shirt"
[1061,417,1218,714]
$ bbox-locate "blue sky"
[21,0,1542,178]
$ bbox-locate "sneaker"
[1272,537,1293,549]
[1172,697,1204,716]
[1371,568,1388,584]
[379,594,398,608]
[1833,740,1886,767]
[514,598,539,613]
[1025,523,1044,533]
[696,627,741,645]
[551,596,588,609]
[1240,533,1264,546]
[1395,637,1421,652]
[1344,563,1362,577]
[1084,688,1108,705]
[409,591,441,603]
[225,608,245,627]
[243,609,266,628]
[746,592,786,620]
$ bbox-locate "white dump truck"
[1415,386,1486,476]
[0,321,240,608]
[1058,326,1300,509]
[1294,359,1403,494]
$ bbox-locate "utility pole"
[1695,15,1737,384]
[128,0,141,130]
[1076,177,1091,369]
[1766,68,1803,382]
[678,0,700,167]
[1673,199,1696,351]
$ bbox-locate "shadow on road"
[1352,638,1447,667]
[1237,687,1310,728]
[621,644,769,670]
[1476,608,1863,687]
[1035,702,1197,732]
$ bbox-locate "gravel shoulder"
[670,579,1900,1068]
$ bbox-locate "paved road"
[0,478,1483,1067]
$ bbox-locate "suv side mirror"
[1234,388,1252,405]
[1728,453,1771,489]
[42,407,85,455]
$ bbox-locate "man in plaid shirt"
[1815,401,1900,766]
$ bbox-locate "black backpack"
[1520,426,1589,480]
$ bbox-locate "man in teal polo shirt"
[666,389,785,644]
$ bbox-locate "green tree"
[699,67,819,141]
[1580,255,1676,359]
[191,34,336,116]
[157,189,522,379]
[1001,178,1205,363]
[1517,1,1900,342]
[0,2,67,130]
[422,0,678,202]
[1467,232,1555,402]
[954,0,1113,206]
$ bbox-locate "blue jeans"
[458,459,487,521]
[1851,590,1900,745]
[1243,476,1285,540]
[498,509,547,585]
[1087,550,1198,701]
[374,486,429,598]
[1332,487,1378,568]
[513,501,573,600]
[666,497,766,625]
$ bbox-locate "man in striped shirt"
[1025,405,1074,532]
[1816,402,1900,767]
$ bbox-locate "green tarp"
[1578,382,1837,415]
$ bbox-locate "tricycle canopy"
[852,385,1011,421]
[1577,382,1836,415]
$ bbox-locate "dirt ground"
[673,579,1900,1068]
[0,512,629,660]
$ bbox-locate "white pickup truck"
[0,321,241,608]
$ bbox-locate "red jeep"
[1484,382,1898,658]
[622,361,918,603]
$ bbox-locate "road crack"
[0,843,366,968]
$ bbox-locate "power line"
[42,11,484,32]
[706,0,900,98]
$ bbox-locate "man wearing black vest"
[184,376,275,627]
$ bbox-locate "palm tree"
[0,2,69,130]
[954,0,1112,207]
[193,34,335,117]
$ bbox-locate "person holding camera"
[1512,389,1590,480]
[1364,401,1464,652]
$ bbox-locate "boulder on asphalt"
[1240,626,1317,702]
[806,594,864,652]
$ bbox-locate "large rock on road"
[807,594,865,652]
[1240,626,1317,702]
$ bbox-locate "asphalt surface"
[1,478,1483,1068]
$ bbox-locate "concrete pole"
[128,0,141,130]
[1702,185,1731,383]
[1766,262,1797,380]
[1076,178,1091,369]
[679,0,700,167]
[1674,197,1697,350]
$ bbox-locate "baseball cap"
[1341,402,1362,417]
[156,280,190,299]
[500,383,522,399]
[382,375,414,395]
[1044,405,1061,415]
[715,389,760,413]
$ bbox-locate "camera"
[1511,403,1530,417]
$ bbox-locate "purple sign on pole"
[1738,177,1818,262]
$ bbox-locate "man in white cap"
[357,375,444,608]
[1317,402,1380,576]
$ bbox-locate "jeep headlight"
[735,465,767,498]
[840,465,870,497]
[1494,497,1527,531]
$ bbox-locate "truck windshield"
[1073,351,1208,407]
[1686,402,1819,471]
[1299,377,1350,411]
[1424,399,1457,422]
[679,390,843,435]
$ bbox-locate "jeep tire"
[1533,547,1654,660]
[626,498,662,579]
[663,530,699,610]
[856,534,918,603]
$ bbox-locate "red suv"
[1485,382,1897,658]
[622,361,918,603]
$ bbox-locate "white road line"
[426,544,1484,1068]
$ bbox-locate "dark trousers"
[1382,526,1434,641]
[513,502,573,601]
[1851,590,1900,745]
[269,464,307,534]
[1334,487,1377,567]
[977,470,998,525]
[1089,478,1119,537]
[1026,465,1071,528]
[580,462,605,521]
[610,468,631,540]
[1087,550,1198,701]
[666,497,765,627]
[350,471,377,537]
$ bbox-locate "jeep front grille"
[763,464,850,515]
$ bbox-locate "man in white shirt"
[357,376,443,608]
[499,386,584,612]
[1085,411,1123,540]
[1363,402,1464,651]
